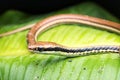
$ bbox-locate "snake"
[0,14,120,56]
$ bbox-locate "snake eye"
[34,48,38,51]
[38,47,44,51]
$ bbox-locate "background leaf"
[0,2,120,80]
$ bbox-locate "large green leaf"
[0,2,120,80]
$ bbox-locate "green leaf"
[0,2,120,80]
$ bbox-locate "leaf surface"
[0,2,120,80]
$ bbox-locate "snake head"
[28,44,46,53]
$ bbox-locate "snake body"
[27,14,120,56]
[0,14,120,56]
